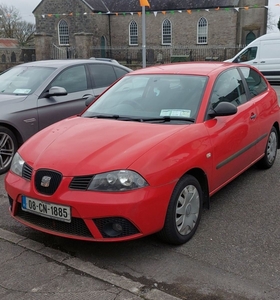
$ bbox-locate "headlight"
[10,152,25,177]
[88,170,148,191]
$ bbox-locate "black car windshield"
[0,66,55,95]
[82,74,207,122]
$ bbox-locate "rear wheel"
[257,126,278,169]
[157,175,203,245]
[0,126,18,175]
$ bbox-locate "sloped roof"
[0,38,18,48]
[33,0,240,14]
[105,0,240,13]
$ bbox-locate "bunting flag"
[34,4,274,19]
[140,0,150,7]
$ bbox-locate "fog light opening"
[103,222,123,237]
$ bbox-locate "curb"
[0,228,181,300]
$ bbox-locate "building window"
[58,20,69,45]
[246,31,256,45]
[162,19,172,45]
[129,20,138,45]
[197,17,208,44]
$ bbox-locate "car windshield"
[0,66,56,95]
[83,74,207,122]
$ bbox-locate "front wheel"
[157,175,203,245]
[257,126,278,169]
[0,126,18,175]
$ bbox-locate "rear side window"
[114,66,129,79]
[88,64,117,89]
[239,67,267,97]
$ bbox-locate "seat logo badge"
[41,176,51,187]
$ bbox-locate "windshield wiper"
[141,116,195,123]
[90,114,121,119]
[87,114,145,122]
[86,115,195,123]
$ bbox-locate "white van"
[225,33,280,82]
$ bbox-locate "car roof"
[127,62,242,77]
[16,59,132,70]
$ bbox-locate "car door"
[205,68,260,193]
[256,40,280,81]
[37,64,93,130]
[239,66,273,157]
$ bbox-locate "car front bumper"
[5,171,175,242]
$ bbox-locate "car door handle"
[260,61,266,63]
[82,94,93,99]
[250,113,257,119]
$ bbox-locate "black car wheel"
[157,174,203,245]
[257,126,278,169]
[0,126,18,175]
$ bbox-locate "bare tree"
[0,3,35,46]
[267,8,277,32]
[14,21,36,46]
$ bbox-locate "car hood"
[20,116,186,176]
[0,94,27,103]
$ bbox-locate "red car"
[5,62,280,245]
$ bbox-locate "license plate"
[21,196,71,223]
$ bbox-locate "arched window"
[101,36,107,58]
[11,52,16,62]
[162,19,172,45]
[58,20,69,45]
[197,17,208,44]
[246,32,256,45]
[129,20,138,45]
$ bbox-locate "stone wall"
[109,10,239,48]
[0,48,36,72]
[32,0,268,60]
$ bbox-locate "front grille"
[16,206,92,238]
[94,217,139,238]
[22,163,33,180]
[69,176,93,190]
[35,169,62,195]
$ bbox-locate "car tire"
[0,126,18,175]
[257,126,278,169]
[157,174,203,245]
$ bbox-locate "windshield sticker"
[13,89,31,94]
[160,109,191,118]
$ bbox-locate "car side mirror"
[46,86,67,98]
[208,101,237,118]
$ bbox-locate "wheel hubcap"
[267,131,277,164]
[175,185,200,236]
[0,133,15,171]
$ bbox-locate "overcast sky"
[1,0,280,32]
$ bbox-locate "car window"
[50,65,87,93]
[87,64,117,88]
[239,67,267,97]
[210,68,247,108]
[234,46,257,63]
[83,74,207,120]
[114,66,129,79]
[0,66,55,95]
